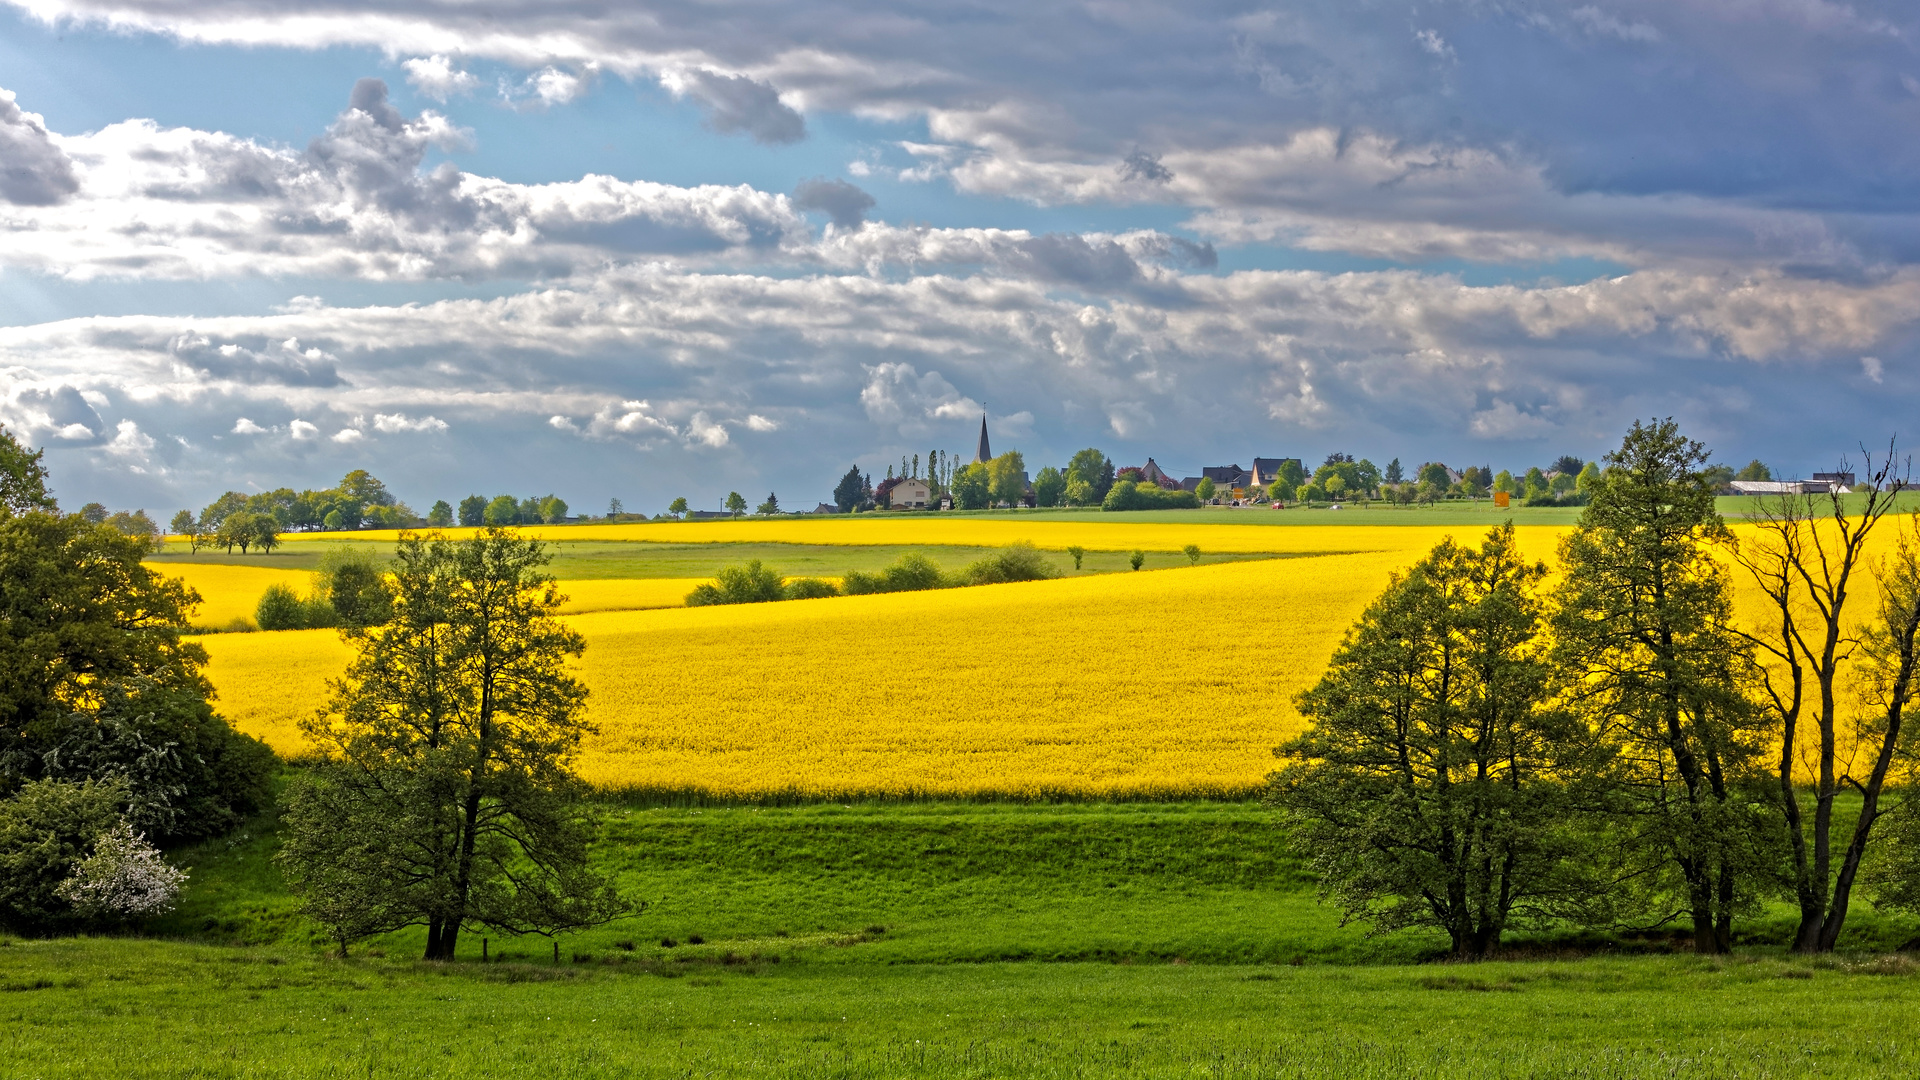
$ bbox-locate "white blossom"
[55,819,188,919]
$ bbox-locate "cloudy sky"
[2,1,1917,515]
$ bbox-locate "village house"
[889,477,933,509]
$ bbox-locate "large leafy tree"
[0,426,56,517]
[987,451,1027,507]
[0,510,272,842]
[1269,525,1600,958]
[279,530,624,959]
[1552,419,1770,954]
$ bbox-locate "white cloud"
[0,80,810,282]
[502,65,594,109]
[402,55,480,101]
[746,414,778,431]
[1863,356,1884,383]
[373,412,448,433]
[685,411,730,447]
[289,419,319,440]
[231,417,266,434]
[331,428,364,443]
[103,418,153,456]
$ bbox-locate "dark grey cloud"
[0,89,79,206]
[24,0,1920,269]
[165,334,346,387]
[678,70,805,145]
[1118,152,1172,185]
[792,177,875,230]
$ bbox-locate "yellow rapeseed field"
[159,564,705,627]
[160,563,315,628]
[192,525,1567,798]
[186,518,1915,798]
[265,518,1509,554]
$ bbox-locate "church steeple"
[974,413,992,463]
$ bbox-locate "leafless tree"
[1728,442,1910,951]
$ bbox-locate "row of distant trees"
[826,447,1795,515]
[1271,421,1920,958]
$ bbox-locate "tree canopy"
[1271,525,1601,958]
[278,530,624,959]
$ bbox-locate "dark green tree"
[1735,460,1772,482]
[484,495,521,526]
[666,497,687,518]
[833,466,866,512]
[756,492,781,515]
[1384,458,1404,485]
[725,491,748,516]
[278,530,624,960]
[427,500,454,527]
[1553,419,1770,954]
[1270,525,1599,958]
[458,495,487,527]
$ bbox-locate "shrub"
[961,543,1058,585]
[256,583,308,630]
[686,560,787,606]
[317,548,393,629]
[782,577,841,600]
[842,553,951,595]
[1100,480,1200,512]
[31,680,276,843]
[54,819,187,921]
[0,779,125,934]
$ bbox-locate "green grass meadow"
[10,799,1920,1078]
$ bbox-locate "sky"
[2,1,1918,516]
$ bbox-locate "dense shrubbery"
[0,425,271,933]
[685,560,840,605]
[690,545,1060,607]
[843,553,949,594]
[253,547,396,631]
[1101,481,1200,511]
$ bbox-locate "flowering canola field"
[193,524,1568,798]
[162,564,315,628]
[161,564,705,628]
[271,519,1492,554]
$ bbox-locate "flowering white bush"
[54,820,188,919]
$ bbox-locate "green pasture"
[7,938,1920,1080]
[10,799,1920,1078]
